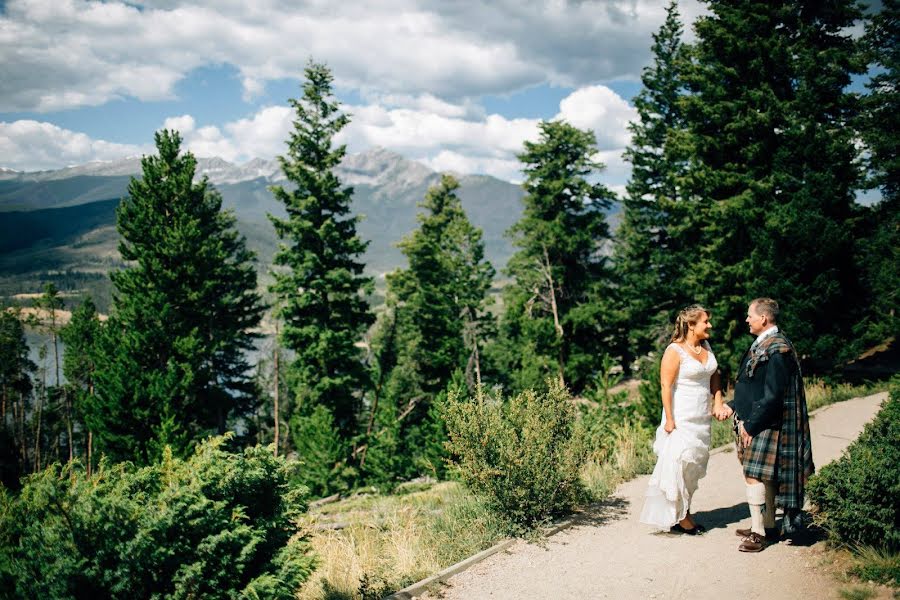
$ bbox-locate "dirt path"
[424,392,888,600]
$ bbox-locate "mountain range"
[0,148,533,309]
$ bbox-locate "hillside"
[0,148,535,309]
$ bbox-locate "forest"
[0,1,897,597]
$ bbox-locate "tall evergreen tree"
[493,120,616,393]
[60,298,101,472]
[0,309,36,488]
[268,61,374,462]
[365,175,495,484]
[91,130,263,463]
[615,1,691,370]
[855,0,899,347]
[680,0,866,371]
[36,283,69,463]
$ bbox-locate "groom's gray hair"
[751,297,779,323]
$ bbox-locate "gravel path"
[423,392,889,600]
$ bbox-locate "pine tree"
[91,130,263,463]
[615,1,691,371]
[494,120,616,393]
[855,0,899,347]
[60,298,101,473]
[268,61,374,489]
[36,283,69,463]
[364,175,495,483]
[680,0,866,370]
[0,309,36,488]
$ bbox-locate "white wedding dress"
[640,341,716,530]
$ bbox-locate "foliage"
[614,1,692,373]
[443,380,586,533]
[854,0,900,349]
[848,545,900,587]
[633,353,664,427]
[0,309,36,489]
[91,130,263,464]
[0,436,316,599]
[807,380,900,553]
[268,60,374,447]
[290,404,353,498]
[677,0,867,373]
[365,175,495,485]
[492,120,616,394]
[59,298,101,471]
[580,420,656,501]
[579,355,633,459]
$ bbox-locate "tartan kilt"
[735,424,780,482]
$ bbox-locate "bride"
[640,304,724,534]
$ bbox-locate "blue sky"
[0,0,874,195]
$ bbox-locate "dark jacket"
[729,342,792,437]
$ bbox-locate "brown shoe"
[735,527,779,542]
[738,532,768,552]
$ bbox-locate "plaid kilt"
[734,417,780,482]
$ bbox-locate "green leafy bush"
[807,380,900,554]
[0,436,316,599]
[443,380,586,533]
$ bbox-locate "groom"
[718,298,814,553]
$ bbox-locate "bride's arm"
[660,346,680,432]
[711,368,732,420]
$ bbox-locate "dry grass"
[297,482,504,600]
[804,378,885,413]
[580,420,655,501]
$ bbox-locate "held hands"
[713,403,733,421]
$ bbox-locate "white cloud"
[1,81,637,188]
[162,114,196,134]
[0,0,705,112]
[423,150,525,184]
[0,120,148,171]
[556,86,636,150]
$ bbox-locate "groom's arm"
[743,351,790,436]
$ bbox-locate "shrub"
[807,379,900,553]
[580,355,634,461]
[580,419,656,501]
[0,436,316,599]
[443,380,586,533]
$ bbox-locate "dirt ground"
[422,392,891,600]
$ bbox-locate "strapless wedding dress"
[640,342,716,530]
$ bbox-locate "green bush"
[0,436,316,599]
[807,380,900,553]
[443,380,586,533]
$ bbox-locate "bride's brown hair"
[671,304,709,343]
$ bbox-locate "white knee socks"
[746,482,766,535]
[764,482,777,529]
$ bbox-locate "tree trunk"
[87,430,93,478]
[273,321,280,458]
[33,387,43,473]
[65,388,73,464]
[87,383,94,477]
[542,245,566,387]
